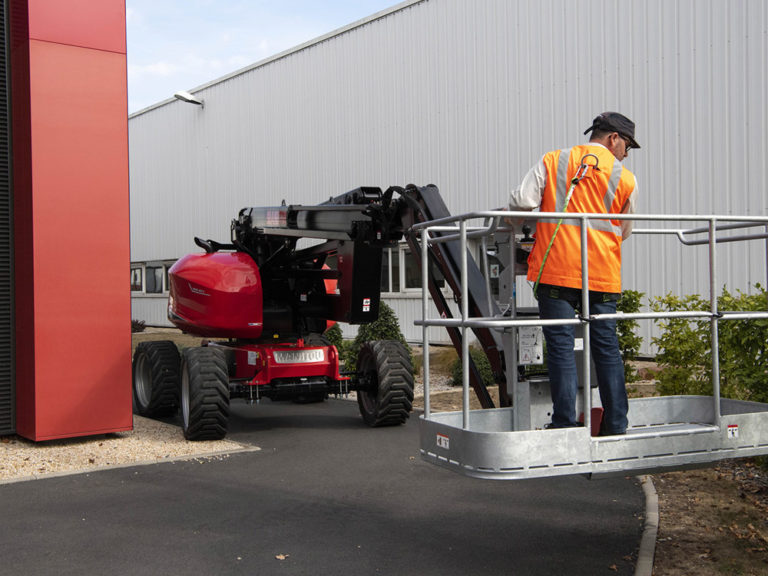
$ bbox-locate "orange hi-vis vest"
[527,144,636,293]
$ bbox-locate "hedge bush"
[651,285,768,402]
[450,344,495,388]
[324,323,343,349]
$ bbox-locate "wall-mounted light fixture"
[173,90,204,108]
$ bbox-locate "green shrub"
[324,323,343,349]
[651,285,768,401]
[450,344,495,388]
[717,285,768,403]
[344,301,412,372]
[617,290,644,384]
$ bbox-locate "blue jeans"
[537,285,628,434]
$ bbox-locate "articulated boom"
[134,184,509,440]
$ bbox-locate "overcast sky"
[126,0,402,114]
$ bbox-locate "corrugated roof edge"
[128,0,425,118]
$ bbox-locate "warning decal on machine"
[362,297,371,312]
[727,424,739,439]
[436,433,450,450]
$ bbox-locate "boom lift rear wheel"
[356,340,414,426]
[132,341,180,418]
[181,347,230,441]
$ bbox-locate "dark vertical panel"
[0,0,15,435]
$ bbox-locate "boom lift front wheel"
[132,341,181,418]
[356,340,414,427]
[181,347,230,441]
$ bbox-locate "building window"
[130,261,176,294]
[145,266,164,294]
[404,248,422,289]
[130,268,143,292]
[403,248,445,291]
[380,247,400,293]
[378,245,446,294]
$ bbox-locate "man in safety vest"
[508,112,639,435]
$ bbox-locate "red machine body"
[168,252,263,339]
[132,187,424,440]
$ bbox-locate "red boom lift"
[132,185,504,440]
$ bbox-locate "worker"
[508,112,639,435]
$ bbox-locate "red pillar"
[10,0,131,440]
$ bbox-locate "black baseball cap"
[584,112,640,149]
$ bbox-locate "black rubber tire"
[356,340,414,427]
[181,347,230,441]
[132,341,180,418]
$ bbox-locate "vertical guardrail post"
[509,227,521,431]
[460,220,470,430]
[709,218,722,426]
[580,217,591,431]
[421,228,431,420]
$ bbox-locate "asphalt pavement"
[0,399,645,575]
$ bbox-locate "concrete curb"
[635,475,659,576]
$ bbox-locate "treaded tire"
[356,340,414,427]
[132,341,180,418]
[181,347,230,441]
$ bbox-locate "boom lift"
[132,184,505,439]
[132,183,768,482]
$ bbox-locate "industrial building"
[129,0,768,351]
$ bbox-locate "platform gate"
[415,211,768,479]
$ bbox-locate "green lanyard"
[533,153,600,298]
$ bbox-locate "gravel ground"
[0,416,252,484]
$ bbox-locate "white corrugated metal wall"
[130,0,768,351]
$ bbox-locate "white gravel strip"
[0,416,256,484]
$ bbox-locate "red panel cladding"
[28,0,126,53]
[169,253,264,339]
[14,40,131,440]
